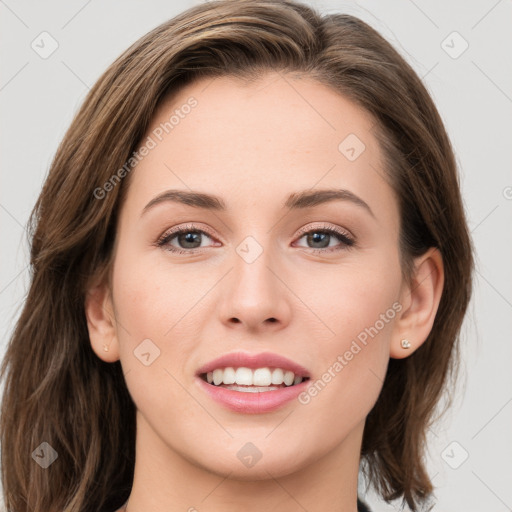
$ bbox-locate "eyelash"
[155,223,355,255]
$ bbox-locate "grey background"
[1,1,511,511]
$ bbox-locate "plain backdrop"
[1,1,511,511]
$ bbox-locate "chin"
[186,441,310,480]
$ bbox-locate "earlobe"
[390,247,444,359]
[84,281,120,362]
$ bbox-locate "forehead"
[123,72,398,227]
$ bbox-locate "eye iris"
[308,232,329,248]
[178,231,202,248]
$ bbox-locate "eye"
[155,222,355,255]
[293,224,355,254]
[156,223,218,254]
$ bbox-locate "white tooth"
[283,370,295,386]
[212,368,223,386]
[253,367,272,386]
[271,368,284,385]
[207,367,302,387]
[235,367,253,386]
[222,367,236,385]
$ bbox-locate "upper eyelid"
[156,224,214,244]
[295,222,353,238]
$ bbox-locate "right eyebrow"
[141,190,226,216]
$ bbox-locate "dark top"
[357,497,372,512]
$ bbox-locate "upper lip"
[196,351,311,378]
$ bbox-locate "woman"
[0,1,473,511]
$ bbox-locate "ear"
[390,247,444,359]
[84,277,120,363]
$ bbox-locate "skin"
[85,72,444,512]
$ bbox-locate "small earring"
[103,336,115,352]
[401,339,411,349]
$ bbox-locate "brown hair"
[0,1,473,511]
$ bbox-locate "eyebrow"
[141,188,375,218]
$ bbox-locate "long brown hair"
[0,1,474,511]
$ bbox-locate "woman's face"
[100,72,409,478]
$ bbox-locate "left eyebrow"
[284,188,375,218]
[141,187,375,219]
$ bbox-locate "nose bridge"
[221,230,290,327]
[233,232,278,301]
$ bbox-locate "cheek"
[111,246,207,340]
[297,255,401,422]
[111,250,208,428]
[305,253,401,346]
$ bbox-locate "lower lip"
[196,375,310,414]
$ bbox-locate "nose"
[218,240,292,332]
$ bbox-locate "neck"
[122,410,364,512]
